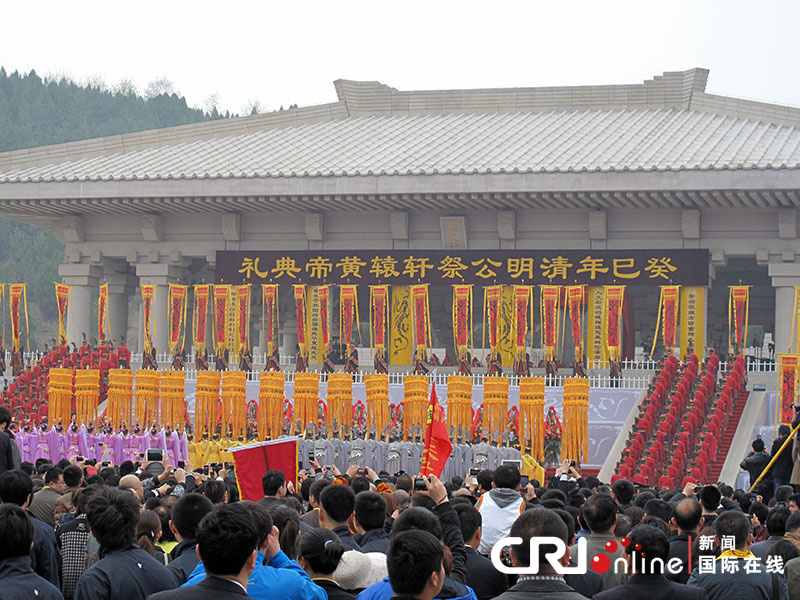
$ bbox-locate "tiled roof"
[2,107,800,183]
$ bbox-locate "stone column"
[768,263,800,355]
[104,270,137,345]
[59,263,102,346]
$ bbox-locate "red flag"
[420,384,452,477]
[229,437,299,501]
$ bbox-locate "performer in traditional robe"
[266,348,281,372]
[413,349,429,375]
[195,349,209,371]
[215,349,229,372]
[171,345,186,371]
[344,346,359,374]
[34,424,55,462]
[65,421,89,461]
[322,349,336,374]
[238,349,253,372]
[373,350,388,374]
[142,346,158,370]
[117,337,131,369]
[573,356,587,377]
[488,352,503,376]
[458,352,472,376]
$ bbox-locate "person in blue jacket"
[357,475,478,600]
[183,500,326,600]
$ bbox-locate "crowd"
[2,439,800,600]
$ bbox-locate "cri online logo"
[490,537,634,575]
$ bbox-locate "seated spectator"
[298,528,353,600]
[453,503,507,600]
[167,493,215,585]
[386,530,445,600]
[353,492,390,554]
[752,507,791,560]
[0,503,63,599]
[594,524,705,600]
[74,487,173,600]
[151,503,260,600]
[320,485,363,552]
[475,465,523,555]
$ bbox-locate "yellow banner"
[141,284,156,353]
[54,283,71,345]
[680,286,705,359]
[586,286,606,362]
[498,285,515,367]
[390,286,413,365]
[98,283,110,343]
[307,286,322,364]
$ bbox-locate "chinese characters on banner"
[587,287,605,362]
[452,285,473,361]
[235,284,251,354]
[649,285,680,359]
[9,284,29,352]
[261,284,278,356]
[483,286,502,362]
[193,285,211,356]
[390,286,413,365]
[98,283,110,343]
[141,284,156,354]
[540,286,561,361]
[167,284,188,355]
[369,285,388,359]
[728,286,750,355]
[294,285,308,364]
[411,284,431,359]
[566,286,585,360]
[213,285,230,356]
[779,354,800,426]
[680,287,705,360]
[54,283,71,346]
[513,286,531,364]
[603,286,626,361]
[220,249,709,286]
[340,285,359,351]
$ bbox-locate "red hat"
[632,474,648,485]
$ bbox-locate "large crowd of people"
[1,444,800,600]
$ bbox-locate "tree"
[144,76,176,99]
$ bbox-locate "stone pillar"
[59,263,102,346]
[135,263,187,354]
[768,263,800,355]
[104,270,137,344]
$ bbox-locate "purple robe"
[17,431,32,463]
[34,427,56,462]
[122,434,138,463]
[147,430,167,451]
[179,431,189,462]
[165,431,179,465]
[108,433,124,465]
[65,428,89,461]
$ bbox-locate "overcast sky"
[3,0,799,115]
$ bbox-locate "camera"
[413,477,427,491]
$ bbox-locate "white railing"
[588,359,658,371]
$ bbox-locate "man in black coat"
[668,498,704,584]
[741,438,771,495]
[593,525,707,600]
[353,492,391,554]
[771,425,795,493]
[0,503,63,599]
[319,484,363,552]
[150,503,260,600]
[453,503,508,600]
[167,493,215,585]
[0,406,16,473]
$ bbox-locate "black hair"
[752,439,765,452]
[493,465,521,490]
[300,477,313,502]
[86,487,140,551]
[225,479,239,503]
[715,510,752,550]
[749,501,769,525]
[85,474,104,487]
[643,498,673,523]
[740,492,756,514]
[0,406,10,427]
[410,493,437,511]
[718,484,733,499]
[350,476,371,495]
[154,504,176,542]
[639,515,670,537]
[19,462,33,476]
[267,504,301,559]
[766,506,791,536]
[614,514,633,540]
[119,461,136,477]
[780,425,791,437]
[298,527,346,575]
[239,500,273,550]
[698,486,721,512]
[44,466,63,485]
[63,465,83,488]
[540,498,566,510]
[540,489,568,504]
[582,493,617,533]
[396,474,412,493]
[454,503,481,543]
[0,503,33,560]
[633,491,655,509]
[627,524,669,574]
[552,508,577,544]
[203,480,227,504]
[673,498,703,532]
[309,477,331,502]
[391,506,443,540]
[76,484,103,515]
[786,511,800,534]
[197,504,259,576]
[262,469,286,496]
[767,539,800,567]
[387,530,444,596]
[171,493,214,540]
[476,470,494,493]
[509,508,568,568]
[776,486,794,503]
[355,491,387,531]
[136,511,162,557]
[611,479,634,504]
[320,484,355,524]
[0,470,33,506]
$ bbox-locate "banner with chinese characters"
[98,283,110,343]
[317,285,331,359]
[390,286,412,365]
[193,284,211,355]
[9,284,28,352]
[586,287,605,362]
[483,286,502,363]
[261,284,279,356]
[499,286,516,366]
[602,285,625,361]
[680,287,705,360]
[369,285,387,359]
[513,286,531,362]
[779,354,800,426]
[167,284,188,355]
[339,285,359,351]
[54,283,71,345]
[566,286,585,360]
[234,284,251,354]
[790,287,800,354]
[141,284,156,353]
[411,284,431,359]
[728,286,750,355]
[540,285,561,361]
[307,286,323,364]
[219,249,709,286]
[452,285,473,360]
[650,285,680,359]
[294,285,308,360]
[213,285,231,355]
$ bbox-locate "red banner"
[294,285,308,356]
[453,285,472,359]
[262,284,278,355]
[370,285,388,354]
[230,438,298,502]
[194,284,210,355]
[98,283,109,342]
[540,285,560,361]
[213,285,230,354]
[340,285,358,349]
[318,285,330,355]
[779,354,799,425]
[662,286,680,352]
[484,285,502,354]
[567,286,584,357]
[420,385,452,478]
[411,284,430,356]
[729,286,750,355]
[235,284,251,353]
[603,285,626,361]
[514,286,530,359]
[168,284,188,354]
[54,283,71,345]
[141,284,156,353]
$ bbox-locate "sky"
[3,0,800,115]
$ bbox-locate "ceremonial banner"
[789,286,800,354]
[779,354,800,426]
[340,285,359,350]
[566,286,585,359]
[482,285,502,363]
[369,285,387,359]
[213,285,231,355]
[390,286,412,365]
[193,284,211,355]
[98,283,110,343]
[540,285,561,361]
[586,287,605,362]
[294,285,308,360]
[499,286,515,366]
[261,284,279,356]
[9,284,28,352]
[168,284,188,355]
[680,287,705,360]
[230,437,299,502]
[420,384,452,478]
[650,285,680,359]
[513,286,531,362]
[602,285,625,361]
[411,284,431,359]
[54,283,71,345]
[141,284,156,353]
[235,284,251,354]
[728,286,750,355]
[318,285,330,358]
[307,286,322,364]
[452,285,473,360]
